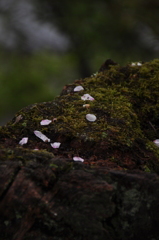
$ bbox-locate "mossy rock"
[1,59,159,173]
[1,59,159,240]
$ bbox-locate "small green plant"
[102,132,108,138]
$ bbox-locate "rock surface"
[1,59,159,239]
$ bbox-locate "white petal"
[34,130,50,142]
[74,86,84,92]
[81,94,94,101]
[19,137,28,145]
[91,72,97,77]
[40,119,52,125]
[131,62,142,66]
[50,142,61,148]
[86,114,97,122]
[153,139,159,147]
[73,156,84,162]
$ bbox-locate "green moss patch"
[1,59,159,172]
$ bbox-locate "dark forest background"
[0,0,159,124]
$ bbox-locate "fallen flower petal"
[40,119,52,125]
[83,104,90,108]
[34,130,50,142]
[19,137,28,145]
[153,139,159,147]
[51,142,61,148]
[86,114,97,122]
[73,156,84,162]
[91,72,98,77]
[131,62,142,66]
[14,114,23,124]
[81,94,94,101]
[74,85,84,92]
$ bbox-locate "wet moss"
[1,59,159,172]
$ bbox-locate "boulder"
[1,59,159,239]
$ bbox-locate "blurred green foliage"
[0,51,78,124]
[34,0,159,72]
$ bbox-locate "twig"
[148,121,157,133]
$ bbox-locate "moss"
[1,59,159,172]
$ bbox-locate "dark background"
[0,0,159,124]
